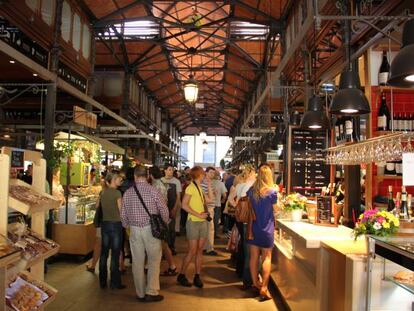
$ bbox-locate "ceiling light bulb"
[309,125,322,129]
[4,134,10,138]
[33,73,38,77]
[340,108,358,113]
[404,74,414,82]
[9,60,15,64]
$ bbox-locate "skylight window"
[230,21,270,40]
[98,20,160,40]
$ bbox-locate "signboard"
[73,106,97,129]
[403,153,414,186]
[288,127,330,197]
[315,196,338,227]
[10,150,24,168]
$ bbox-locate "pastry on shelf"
[6,275,50,311]
[393,271,414,284]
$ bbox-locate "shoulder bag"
[133,185,168,241]
[93,193,103,228]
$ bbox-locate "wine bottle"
[392,112,398,131]
[345,117,354,142]
[378,51,390,86]
[400,186,409,219]
[339,118,345,142]
[387,185,395,212]
[377,93,390,131]
[396,113,402,131]
[404,112,409,132]
[335,118,341,143]
[408,194,413,217]
[395,192,401,217]
[384,161,396,175]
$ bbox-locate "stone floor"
[45,235,284,311]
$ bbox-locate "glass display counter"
[366,236,414,311]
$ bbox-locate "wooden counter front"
[52,223,96,255]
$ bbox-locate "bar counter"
[272,219,413,311]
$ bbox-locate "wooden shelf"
[377,86,414,93]
[0,251,21,268]
[375,175,402,182]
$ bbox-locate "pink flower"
[377,216,384,224]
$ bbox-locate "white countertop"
[276,219,354,248]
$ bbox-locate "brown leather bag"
[235,197,257,240]
[235,196,250,223]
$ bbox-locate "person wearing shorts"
[177,166,214,288]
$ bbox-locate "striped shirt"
[121,180,169,228]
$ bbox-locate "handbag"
[235,196,253,223]
[133,185,168,241]
[93,195,102,228]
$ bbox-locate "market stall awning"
[78,133,125,155]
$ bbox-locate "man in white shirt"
[201,167,219,256]
[213,171,227,237]
[161,164,182,255]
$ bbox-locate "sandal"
[161,267,178,276]
[259,289,272,301]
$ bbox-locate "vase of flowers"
[353,209,399,241]
[281,193,307,222]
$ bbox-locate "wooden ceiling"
[84,0,286,135]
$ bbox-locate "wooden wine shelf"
[378,86,414,93]
[375,175,402,182]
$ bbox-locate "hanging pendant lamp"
[184,74,199,104]
[388,20,414,87]
[329,18,370,115]
[301,95,330,130]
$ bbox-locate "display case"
[56,194,97,225]
[366,236,414,311]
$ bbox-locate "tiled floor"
[45,235,282,311]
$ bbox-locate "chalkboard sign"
[287,126,330,197]
[10,150,24,168]
[315,196,338,227]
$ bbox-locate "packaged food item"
[8,223,59,261]
[6,276,49,310]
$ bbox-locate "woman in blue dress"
[247,164,278,301]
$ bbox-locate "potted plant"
[353,209,399,241]
[281,193,307,222]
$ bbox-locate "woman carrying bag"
[247,164,278,301]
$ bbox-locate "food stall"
[37,132,124,255]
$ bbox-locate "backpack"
[163,182,177,211]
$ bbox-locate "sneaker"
[144,294,164,302]
[193,275,203,288]
[177,274,192,287]
[205,250,218,256]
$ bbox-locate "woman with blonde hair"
[247,163,278,301]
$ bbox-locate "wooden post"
[0,154,10,237]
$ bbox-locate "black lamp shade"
[388,20,414,87]
[329,70,370,115]
[301,96,330,130]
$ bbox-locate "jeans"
[235,222,252,286]
[167,218,176,251]
[99,221,123,288]
[214,206,221,235]
[129,225,162,298]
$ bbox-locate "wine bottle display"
[378,51,390,86]
[377,93,390,131]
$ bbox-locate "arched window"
[41,0,55,26]
[61,1,71,42]
[72,13,81,51]
[82,24,91,59]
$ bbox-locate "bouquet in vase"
[281,193,307,211]
[353,209,399,240]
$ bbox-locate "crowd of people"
[89,163,279,303]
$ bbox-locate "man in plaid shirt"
[121,165,169,303]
